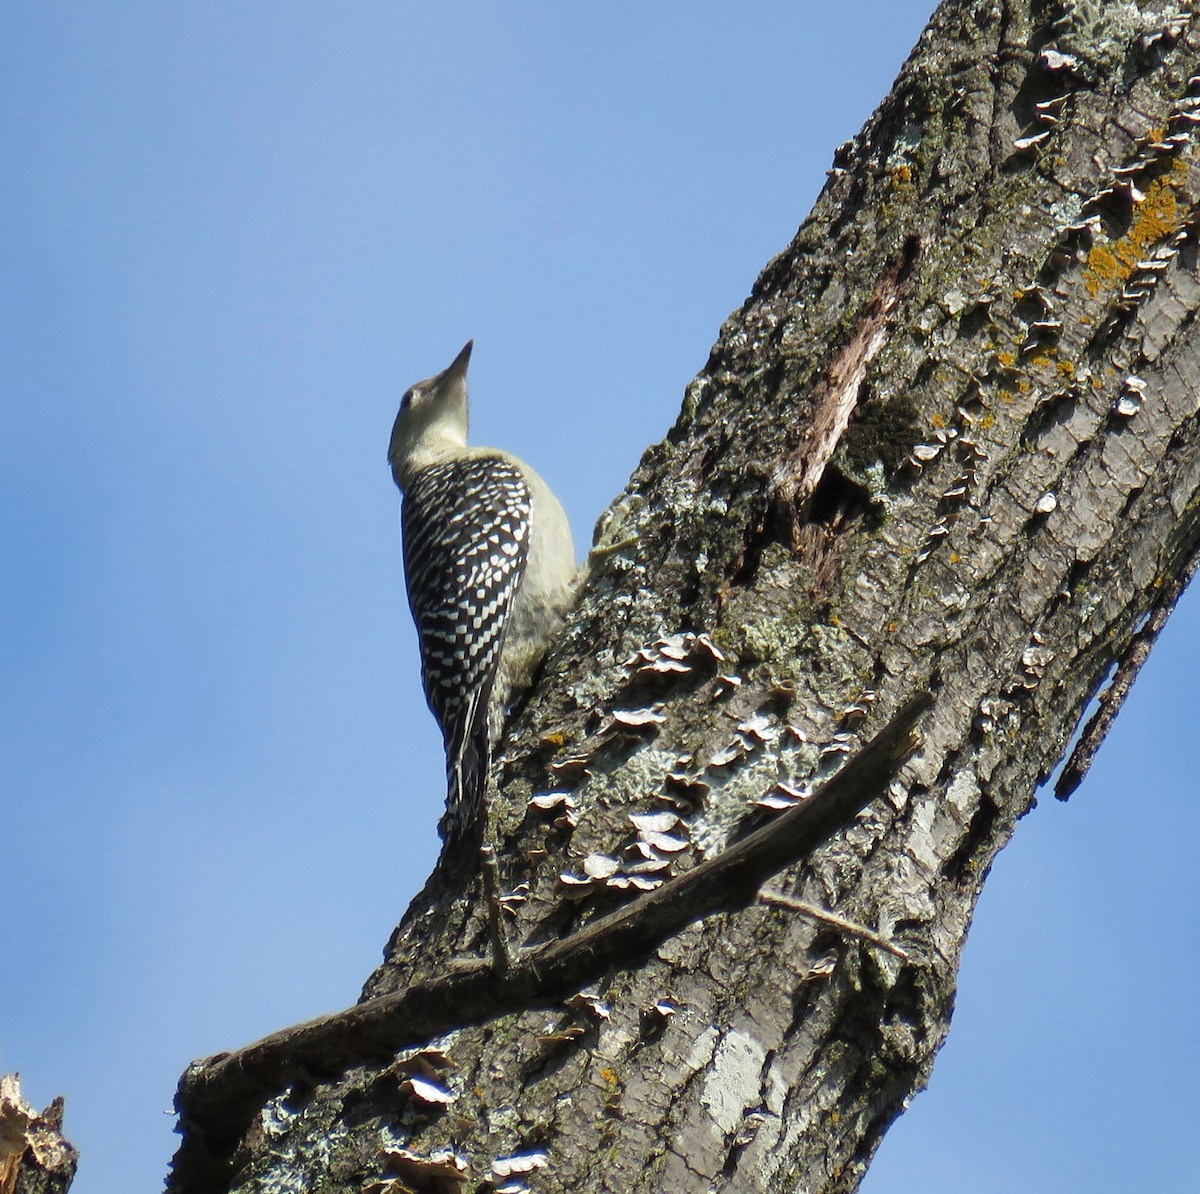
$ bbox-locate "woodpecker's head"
[388,340,473,487]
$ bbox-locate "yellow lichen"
[1085,163,1190,296]
[1085,243,1126,293]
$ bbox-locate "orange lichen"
[1084,163,1190,296]
[1085,243,1127,293]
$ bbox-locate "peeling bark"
[168,3,1200,1192]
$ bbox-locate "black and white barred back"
[401,454,532,839]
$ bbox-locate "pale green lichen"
[1052,1,1190,78]
[232,1103,358,1194]
[694,750,789,853]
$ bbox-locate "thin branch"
[171,692,933,1189]
[758,888,911,961]
[1055,545,1200,800]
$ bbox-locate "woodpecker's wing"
[401,455,532,826]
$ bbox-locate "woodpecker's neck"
[392,425,470,488]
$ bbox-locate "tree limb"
[173,692,932,1180]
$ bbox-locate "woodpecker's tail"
[443,686,492,844]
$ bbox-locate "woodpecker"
[388,341,577,842]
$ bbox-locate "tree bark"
[169,2,1200,1191]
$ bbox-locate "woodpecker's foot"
[480,845,515,977]
[589,493,645,565]
[589,533,639,562]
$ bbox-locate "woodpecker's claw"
[589,493,645,564]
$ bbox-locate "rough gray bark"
[168,2,1200,1191]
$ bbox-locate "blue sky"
[2,5,1197,1192]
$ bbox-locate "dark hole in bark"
[942,789,1000,884]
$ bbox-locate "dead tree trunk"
[0,1075,77,1194]
[169,2,1200,1191]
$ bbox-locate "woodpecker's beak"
[447,340,474,379]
